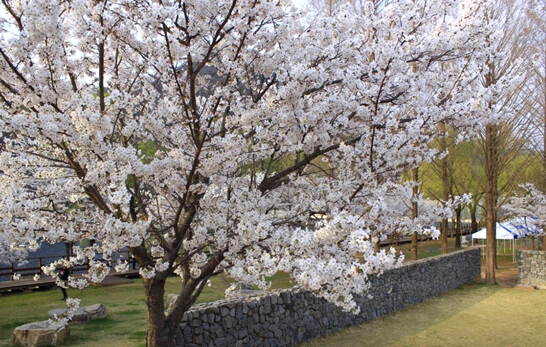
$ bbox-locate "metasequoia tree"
[438,121,451,253]
[410,167,419,260]
[481,0,538,284]
[306,0,479,257]
[450,140,486,235]
[506,0,546,250]
[529,0,546,250]
[0,1,499,346]
[422,126,538,251]
[421,129,483,250]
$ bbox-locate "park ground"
[300,249,546,347]
[0,239,544,347]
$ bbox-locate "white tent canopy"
[471,218,543,240]
[472,222,520,240]
[471,218,543,262]
[507,217,543,237]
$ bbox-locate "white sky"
[291,0,307,10]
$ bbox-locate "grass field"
[1,275,222,347]
[0,240,540,346]
[390,238,462,259]
[297,240,546,347]
[0,272,293,347]
[299,283,546,347]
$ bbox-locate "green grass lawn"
[390,237,476,260]
[0,273,293,347]
[298,282,546,347]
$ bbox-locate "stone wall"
[175,248,481,347]
[518,250,546,286]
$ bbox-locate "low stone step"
[11,320,69,347]
[48,303,107,323]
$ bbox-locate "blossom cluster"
[0,0,510,314]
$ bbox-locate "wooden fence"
[0,251,137,281]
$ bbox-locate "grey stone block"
[11,320,70,347]
[174,248,481,347]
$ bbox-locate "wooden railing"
[0,251,137,281]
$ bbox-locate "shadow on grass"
[118,308,144,316]
[129,331,147,341]
[80,317,117,333]
[299,281,503,347]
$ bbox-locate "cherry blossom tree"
[506,184,546,249]
[0,0,501,345]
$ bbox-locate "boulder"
[225,282,263,299]
[165,294,179,315]
[11,320,69,347]
[48,307,88,323]
[48,304,107,323]
[84,303,107,320]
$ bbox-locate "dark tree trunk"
[485,123,499,284]
[441,218,448,254]
[411,229,418,260]
[485,204,497,284]
[411,167,419,260]
[374,240,381,254]
[539,95,546,251]
[64,242,73,260]
[455,206,462,249]
[144,276,175,347]
[470,202,479,234]
[141,249,224,347]
[439,121,449,254]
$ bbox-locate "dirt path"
[479,256,519,287]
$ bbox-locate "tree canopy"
[0,1,513,345]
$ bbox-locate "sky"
[292,0,307,9]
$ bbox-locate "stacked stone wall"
[175,247,481,347]
[518,250,546,286]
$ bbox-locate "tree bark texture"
[411,167,419,260]
[441,218,448,254]
[542,89,546,250]
[440,122,449,254]
[374,240,381,254]
[485,123,499,284]
[144,277,174,347]
[455,206,462,249]
[470,201,479,234]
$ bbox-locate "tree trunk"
[543,74,546,193]
[485,123,499,284]
[144,276,175,347]
[411,230,418,260]
[374,240,381,254]
[539,94,546,251]
[439,121,449,254]
[411,167,419,260]
[470,202,479,234]
[64,242,73,260]
[485,204,497,284]
[441,218,448,254]
[455,206,462,249]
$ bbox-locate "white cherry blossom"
[0,1,510,345]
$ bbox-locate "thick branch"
[258,135,363,193]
